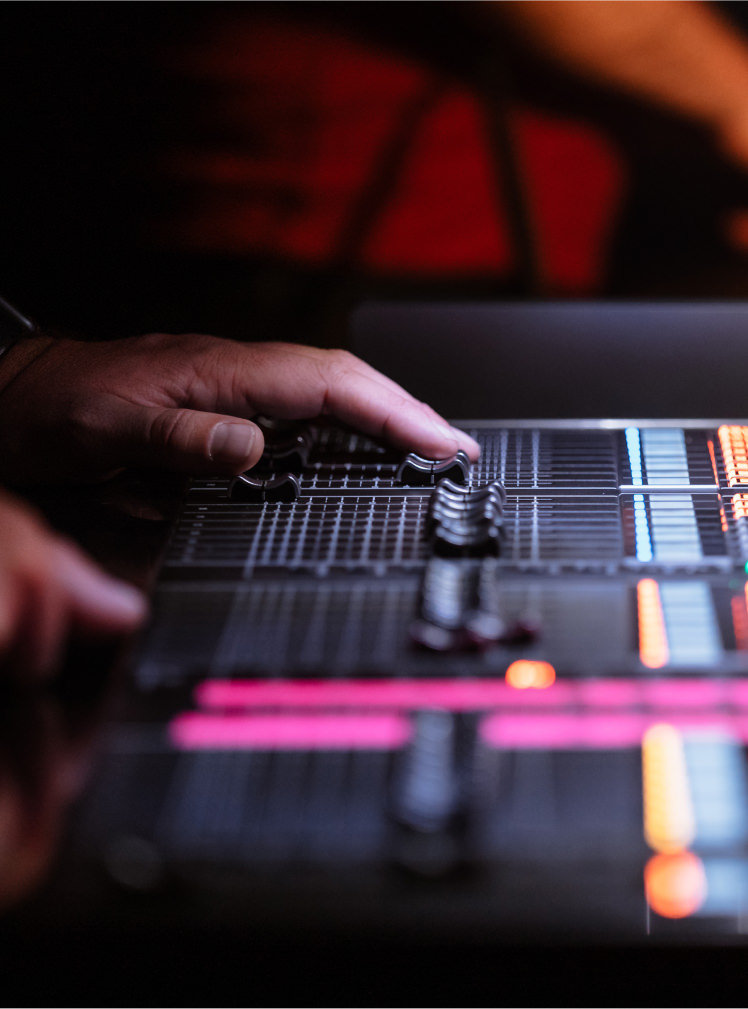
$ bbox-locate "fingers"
[192,343,481,461]
[95,342,477,475]
[0,333,479,486]
[0,496,147,679]
[101,402,266,476]
[46,540,147,636]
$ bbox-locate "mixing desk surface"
[46,417,748,951]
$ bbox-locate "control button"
[397,450,470,487]
[228,472,301,503]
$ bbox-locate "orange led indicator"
[718,426,748,487]
[719,503,729,534]
[637,579,669,669]
[505,660,556,690]
[642,723,695,855]
[644,851,707,920]
[733,592,748,652]
[733,494,748,523]
[707,438,720,486]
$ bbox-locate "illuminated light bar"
[732,592,748,651]
[648,495,703,563]
[480,713,737,750]
[683,730,748,848]
[707,438,721,486]
[623,430,718,489]
[718,425,748,486]
[505,660,556,690]
[624,430,708,561]
[481,713,647,749]
[638,579,669,668]
[733,493,748,521]
[659,582,721,668]
[625,427,644,485]
[632,494,653,561]
[625,429,716,563]
[625,430,655,561]
[575,679,642,706]
[637,579,722,669]
[195,677,747,714]
[641,429,692,486]
[644,851,707,919]
[642,723,695,854]
[641,678,727,709]
[719,502,729,534]
[195,678,576,711]
[169,712,412,750]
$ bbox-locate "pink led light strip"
[480,712,748,749]
[195,677,739,712]
[170,712,412,750]
[170,708,748,751]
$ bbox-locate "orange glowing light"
[734,494,748,522]
[718,426,748,486]
[641,723,695,854]
[637,579,669,669]
[707,438,720,486]
[719,503,729,533]
[644,851,707,920]
[733,592,748,652]
[505,660,556,690]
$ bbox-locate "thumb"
[105,404,265,476]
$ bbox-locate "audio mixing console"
[64,419,748,943]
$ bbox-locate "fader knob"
[228,472,301,503]
[257,431,312,473]
[397,450,470,487]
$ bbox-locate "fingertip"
[90,578,148,629]
[453,428,481,461]
[405,413,480,463]
[208,421,263,472]
[52,543,148,632]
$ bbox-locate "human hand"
[0,334,479,485]
[0,489,146,678]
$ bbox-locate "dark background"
[3,3,748,345]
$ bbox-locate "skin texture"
[0,333,479,676]
[0,334,479,485]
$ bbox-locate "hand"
[0,490,146,678]
[0,334,479,485]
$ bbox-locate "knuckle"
[321,348,358,384]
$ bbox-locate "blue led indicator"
[633,493,653,562]
[626,429,653,561]
[625,427,644,486]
